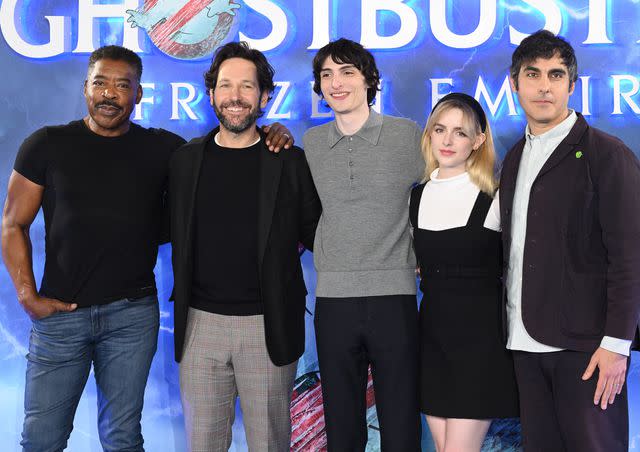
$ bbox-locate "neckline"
[429,169,470,185]
[79,118,134,140]
[214,132,261,149]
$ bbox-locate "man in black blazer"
[500,30,640,451]
[169,42,321,451]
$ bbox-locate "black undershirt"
[190,136,262,315]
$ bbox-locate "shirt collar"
[327,109,383,148]
[525,109,577,144]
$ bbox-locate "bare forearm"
[1,171,64,318]
[1,223,39,304]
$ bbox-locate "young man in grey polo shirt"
[303,38,424,451]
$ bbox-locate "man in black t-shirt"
[1,45,295,451]
[2,46,175,451]
[2,45,175,452]
[169,42,320,451]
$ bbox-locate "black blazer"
[500,113,640,352]
[169,127,321,365]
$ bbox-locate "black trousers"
[512,350,629,452]
[314,295,421,452]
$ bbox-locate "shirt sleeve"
[596,141,640,340]
[408,193,414,237]
[14,127,49,186]
[412,122,426,183]
[156,128,187,245]
[600,336,632,356]
[483,189,501,231]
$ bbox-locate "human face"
[319,57,370,119]
[210,57,268,134]
[510,54,575,135]
[83,59,142,137]
[430,108,485,178]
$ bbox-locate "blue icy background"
[1,1,639,450]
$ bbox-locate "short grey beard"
[214,103,262,134]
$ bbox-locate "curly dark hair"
[204,41,275,101]
[312,38,381,106]
[87,45,142,81]
[510,30,577,90]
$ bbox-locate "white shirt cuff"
[600,336,632,356]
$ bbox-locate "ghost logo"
[126,0,241,60]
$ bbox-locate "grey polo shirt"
[303,110,424,298]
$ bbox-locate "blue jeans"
[21,295,159,452]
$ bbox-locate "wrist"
[17,287,39,306]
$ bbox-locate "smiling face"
[83,58,142,137]
[430,107,485,178]
[510,53,575,135]
[210,57,268,134]
[319,57,370,120]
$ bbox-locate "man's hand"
[20,294,77,321]
[262,123,294,153]
[581,347,627,410]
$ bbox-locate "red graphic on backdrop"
[290,368,377,451]
[126,0,240,60]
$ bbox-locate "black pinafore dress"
[409,183,519,419]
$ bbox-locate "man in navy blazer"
[169,42,321,451]
[500,30,640,451]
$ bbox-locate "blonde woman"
[409,93,518,451]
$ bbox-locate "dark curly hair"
[312,38,380,106]
[88,45,142,81]
[204,41,275,101]
[510,30,577,90]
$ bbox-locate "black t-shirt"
[190,137,262,315]
[14,119,185,307]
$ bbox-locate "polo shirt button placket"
[347,137,354,186]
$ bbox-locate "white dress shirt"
[505,110,631,356]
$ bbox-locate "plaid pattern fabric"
[180,308,297,452]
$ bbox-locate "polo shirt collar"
[327,109,383,148]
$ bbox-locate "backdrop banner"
[0,1,639,451]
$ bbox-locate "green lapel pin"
[575,151,583,159]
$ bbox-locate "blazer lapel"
[502,137,525,195]
[500,138,525,261]
[257,139,282,272]
[183,131,213,258]
[536,114,588,180]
